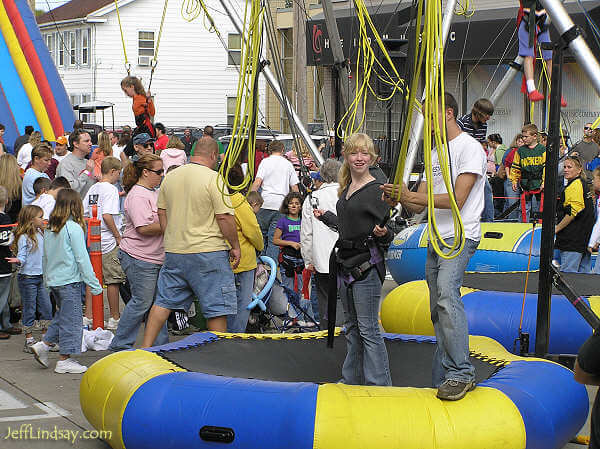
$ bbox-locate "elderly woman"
[300,159,342,331]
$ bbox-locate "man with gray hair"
[300,159,343,330]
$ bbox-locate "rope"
[148,0,170,91]
[113,0,131,75]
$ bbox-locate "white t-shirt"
[429,132,486,241]
[31,193,56,220]
[83,182,122,254]
[17,143,33,169]
[255,154,299,210]
[112,144,125,161]
[53,153,68,164]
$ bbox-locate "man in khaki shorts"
[83,157,125,329]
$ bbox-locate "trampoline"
[80,331,587,449]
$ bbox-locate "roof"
[36,0,114,25]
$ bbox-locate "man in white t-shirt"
[250,140,300,262]
[383,92,486,402]
[83,156,125,330]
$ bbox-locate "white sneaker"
[41,334,60,352]
[54,358,87,374]
[105,317,120,330]
[30,341,50,368]
[82,316,92,328]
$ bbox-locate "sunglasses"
[146,168,164,175]
[584,126,591,130]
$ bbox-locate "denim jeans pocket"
[221,285,237,307]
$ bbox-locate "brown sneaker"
[0,332,10,340]
[436,380,475,401]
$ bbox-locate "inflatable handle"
[247,256,277,312]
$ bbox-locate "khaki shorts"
[102,246,126,285]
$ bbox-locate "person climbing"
[517,0,566,107]
[121,76,156,157]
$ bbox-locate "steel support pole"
[321,0,350,109]
[541,0,600,97]
[218,0,324,164]
[402,0,457,185]
[490,56,524,106]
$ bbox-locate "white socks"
[527,80,536,93]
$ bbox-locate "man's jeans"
[227,269,255,333]
[109,250,168,350]
[481,177,495,222]
[340,269,392,386]
[426,238,479,387]
[256,208,281,263]
[503,178,521,220]
[593,255,600,274]
[44,282,84,355]
[18,274,52,333]
[559,250,592,273]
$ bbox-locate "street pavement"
[0,281,593,448]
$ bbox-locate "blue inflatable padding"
[481,360,589,449]
[464,291,593,354]
[0,83,18,154]
[0,29,39,152]
[15,0,75,133]
[122,372,318,449]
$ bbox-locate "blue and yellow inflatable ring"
[80,331,587,449]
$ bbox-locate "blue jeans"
[44,282,84,355]
[18,274,52,333]
[559,250,592,273]
[481,177,494,222]
[256,208,281,263]
[340,268,391,386]
[593,256,600,274]
[503,178,521,220]
[523,192,541,222]
[0,276,11,331]
[309,273,320,322]
[109,250,168,350]
[280,271,303,294]
[426,238,479,387]
[227,269,256,333]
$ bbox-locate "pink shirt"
[119,184,165,265]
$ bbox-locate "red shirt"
[155,134,169,152]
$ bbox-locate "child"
[83,157,124,329]
[32,176,70,220]
[22,144,52,205]
[273,192,304,293]
[30,189,102,373]
[0,186,19,339]
[6,205,52,352]
[247,191,264,214]
[588,167,600,274]
[160,136,187,172]
[121,76,155,157]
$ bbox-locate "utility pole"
[293,0,307,123]
[27,0,35,12]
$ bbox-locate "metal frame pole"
[541,0,600,96]
[321,0,350,109]
[490,56,524,106]
[218,0,324,164]
[402,0,457,185]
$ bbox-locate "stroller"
[246,256,319,333]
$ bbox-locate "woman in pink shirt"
[109,154,169,350]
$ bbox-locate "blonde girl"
[29,189,102,374]
[7,205,52,351]
[0,154,23,221]
[91,132,113,178]
[121,76,156,159]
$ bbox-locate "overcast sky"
[36,0,69,12]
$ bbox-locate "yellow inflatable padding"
[381,280,476,335]
[589,297,600,317]
[417,222,535,252]
[314,383,526,449]
[80,350,185,449]
[0,3,55,141]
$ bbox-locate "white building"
[37,0,266,129]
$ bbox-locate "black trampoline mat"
[159,337,499,387]
[463,272,600,296]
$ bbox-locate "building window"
[138,31,154,66]
[81,28,89,65]
[69,31,77,65]
[280,28,293,133]
[227,96,238,125]
[58,32,64,66]
[45,34,55,64]
[227,33,241,66]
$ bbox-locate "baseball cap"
[310,171,323,182]
[133,133,154,145]
[328,130,335,137]
[56,135,68,145]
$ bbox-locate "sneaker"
[561,96,567,108]
[82,316,92,328]
[105,317,120,330]
[436,380,475,401]
[528,90,545,102]
[49,344,60,352]
[30,341,50,368]
[23,339,36,353]
[54,358,87,374]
